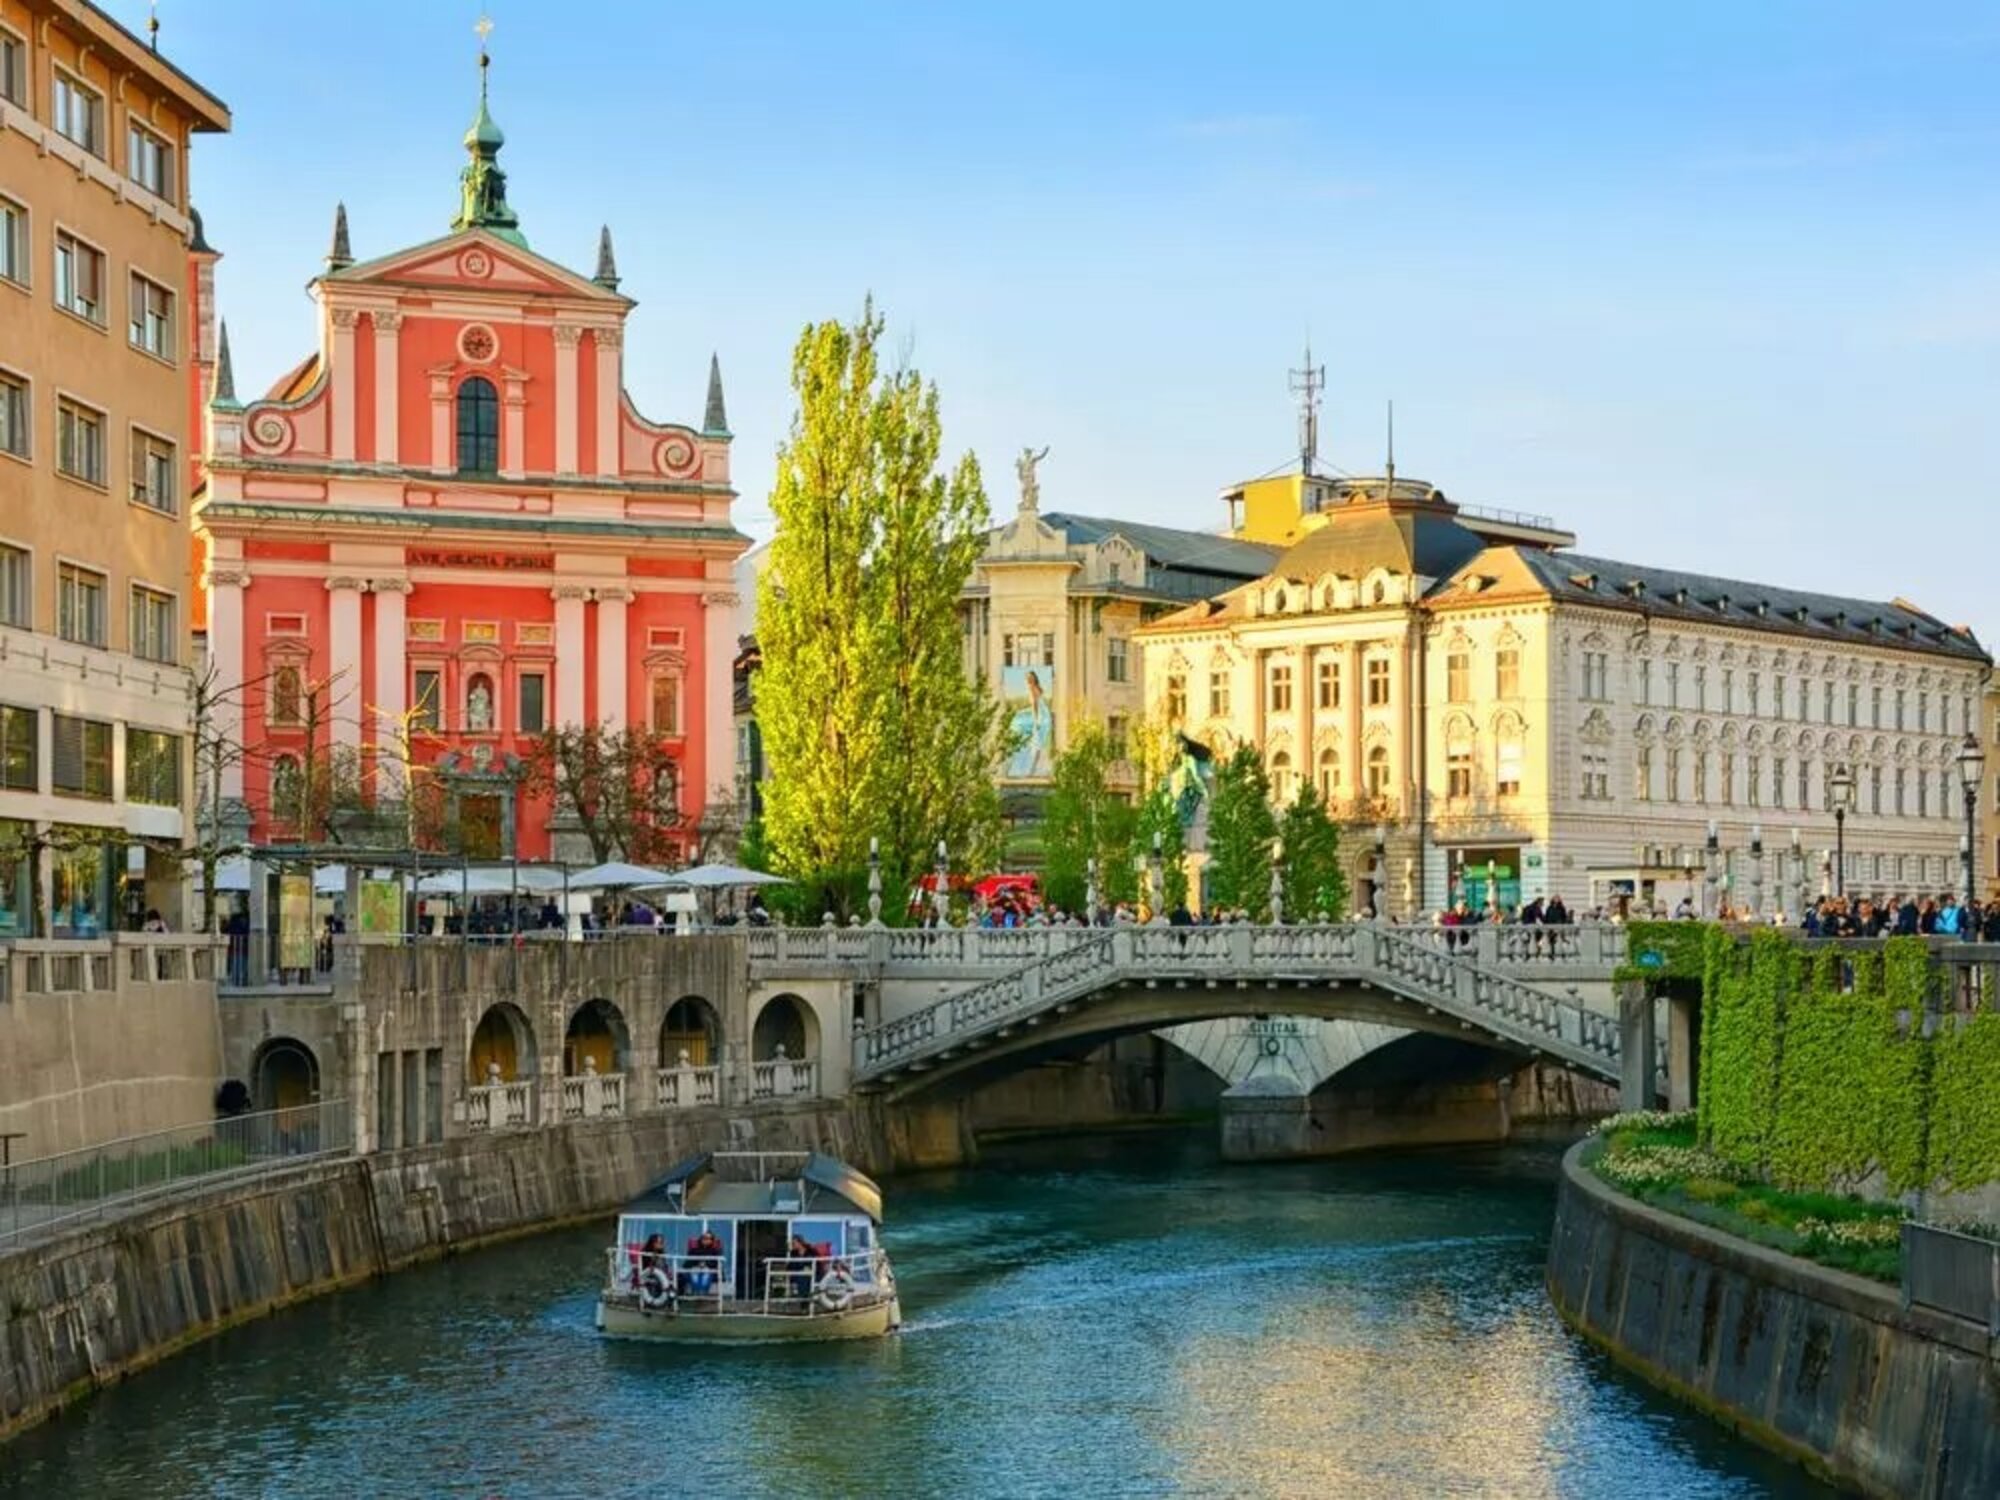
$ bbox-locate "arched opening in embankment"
[469,1001,538,1085]
[250,1037,319,1112]
[660,994,721,1069]
[751,992,818,1064]
[563,998,631,1077]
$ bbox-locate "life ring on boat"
[639,1266,676,1311]
[814,1267,857,1313]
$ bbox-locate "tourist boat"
[595,1150,901,1341]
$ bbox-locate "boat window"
[788,1217,848,1257]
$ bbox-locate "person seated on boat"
[632,1232,666,1276]
[683,1228,724,1294]
[783,1233,818,1299]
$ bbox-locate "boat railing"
[602,1246,890,1317]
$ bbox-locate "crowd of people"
[1799,894,2000,940]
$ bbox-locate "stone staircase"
[853,923,1624,1087]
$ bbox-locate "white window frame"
[53,224,108,327]
[129,423,177,515]
[128,581,177,665]
[0,537,31,630]
[125,119,174,200]
[55,392,107,488]
[518,670,547,735]
[55,557,108,648]
[0,362,29,464]
[0,22,28,110]
[128,270,176,362]
[0,193,26,290]
[51,68,105,157]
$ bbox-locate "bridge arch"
[250,1036,319,1111]
[660,994,722,1068]
[564,998,631,1076]
[470,1001,537,1084]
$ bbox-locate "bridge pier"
[1218,1076,1313,1160]
[1220,1073,1514,1161]
[1617,980,1657,1112]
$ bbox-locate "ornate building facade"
[1139,470,1989,915]
[196,58,745,860]
[0,0,229,933]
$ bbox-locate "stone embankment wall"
[1547,1142,1999,1498]
[0,1093,960,1444]
[0,940,223,1158]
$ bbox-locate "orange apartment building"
[0,0,229,934]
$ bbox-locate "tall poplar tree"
[1205,745,1278,917]
[1278,783,1348,919]
[757,301,1003,914]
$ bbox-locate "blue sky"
[133,2,2000,639]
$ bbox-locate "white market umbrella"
[209,857,347,895]
[414,867,568,896]
[668,863,792,889]
[567,861,680,892]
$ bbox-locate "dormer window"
[1625,580,1646,598]
[1673,588,1688,606]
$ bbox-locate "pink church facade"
[196,76,746,860]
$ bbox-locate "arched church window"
[456,376,499,475]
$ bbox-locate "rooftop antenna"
[1384,399,1395,498]
[1288,338,1324,480]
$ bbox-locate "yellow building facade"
[0,0,229,933]
[1142,470,1989,916]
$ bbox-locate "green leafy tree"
[756,300,1005,918]
[1132,783,1189,911]
[1040,723,1139,913]
[1206,745,1277,917]
[1279,783,1348,919]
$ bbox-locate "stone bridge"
[210,921,1642,1168]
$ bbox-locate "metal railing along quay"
[0,1100,352,1250]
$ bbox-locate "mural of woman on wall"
[1004,666,1055,778]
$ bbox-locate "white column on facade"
[1388,626,1409,815]
[429,370,452,473]
[595,587,630,730]
[553,585,589,727]
[207,568,249,801]
[594,327,622,477]
[327,577,364,751]
[329,308,358,461]
[702,590,739,814]
[553,324,581,474]
[372,311,402,464]
[501,369,528,480]
[1345,640,1364,803]
[372,579,409,785]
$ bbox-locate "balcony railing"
[656,1064,720,1109]
[465,1078,534,1131]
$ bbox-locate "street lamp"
[1828,763,1856,898]
[1749,824,1764,922]
[1704,820,1721,919]
[1957,732,1985,922]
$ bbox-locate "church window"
[1636,744,1653,802]
[519,672,546,735]
[1693,751,1708,804]
[1720,752,1735,805]
[1771,756,1785,809]
[412,669,442,732]
[1894,766,1906,816]
[1581,751,1609,801]
[1581,651,1607,701]
[1665,746,1682,802]
[455,376,499,475]
[1747,754,1761,808]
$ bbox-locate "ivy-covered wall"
[1614,920,1708,985]
[1694,929,2000,1196]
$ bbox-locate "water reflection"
[0,1132,1828,1499]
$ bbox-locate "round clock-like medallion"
[459,248,493,279]
[458,323,498,363]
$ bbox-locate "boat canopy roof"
[626,1151,884,1223]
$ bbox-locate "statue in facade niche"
[1016,445,1049,514]
[467,679,494,732]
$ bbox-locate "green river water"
[0,1129,1829,1498]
